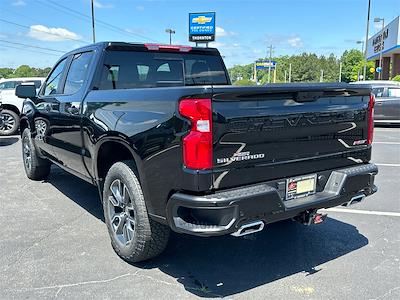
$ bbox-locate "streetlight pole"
[267,44,274,83]
[91,0,96,43]
[357,40,365,80]
[165,29,175,45]
[374,17,385,80]
[363,0,371,81]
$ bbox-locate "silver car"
[372,84,400,125]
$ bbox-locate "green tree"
[0,68,14,79]
[340,49,366,82]
[391,75,400,82]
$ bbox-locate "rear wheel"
[21,128,51,180]
[103,161,170,262]
[0,109,19,136]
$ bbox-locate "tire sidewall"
[103,162,150,258]
[22,128,34,177]
[0,109,19,136]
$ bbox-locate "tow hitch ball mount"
[294,210,327,226]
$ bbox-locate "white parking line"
[375,163,400,167]
[374,128,400,132]
[373,142,400,145]
[323,208,400,217]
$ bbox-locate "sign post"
[189,12,216,45]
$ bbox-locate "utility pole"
[91,0,96,43]
[339,61,342,82]
[254,62,257,84]
[165,29,175,45]
[320,69,324,82]
[267,44,274,83]
[284,70,287,83]
[363,0,371,81]
[288,63,292,83]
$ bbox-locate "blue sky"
[0,0,399,68]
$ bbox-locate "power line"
[0,44,60,57]
[35,0,159,42]
[0,40,65,53]
[0,18,89,44]
[1,7,45,24]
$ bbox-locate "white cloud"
[209,42,225,48]
[93,0,114,9]
[136,5,145,11]
[27,25,81,41]
[287,37,303,48]
[216,26,235,37]
[12,0,26,6]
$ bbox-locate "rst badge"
[216,151,265,164]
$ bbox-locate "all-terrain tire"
[21,128,51,180]
[103,161,170,262]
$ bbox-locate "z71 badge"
[216,151,265,164]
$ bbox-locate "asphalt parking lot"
[0,127,399,299]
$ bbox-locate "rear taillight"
[367,93,375,145]
[179,98,212,169]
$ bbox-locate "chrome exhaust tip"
[231,220,265,237]
[343,194,366,207]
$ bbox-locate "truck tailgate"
[211,84,372,189]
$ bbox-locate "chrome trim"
[231,220,265,237]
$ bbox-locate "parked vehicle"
[17,42,378,262]
[351,81,400,124]
[0,77,45,135]
[0,102,4,131]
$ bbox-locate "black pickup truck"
[17,42,378,262]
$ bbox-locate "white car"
[0,77,45,135]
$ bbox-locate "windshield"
[97,50,229,90]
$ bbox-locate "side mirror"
[15,84,37,99]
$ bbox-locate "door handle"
[67,106,80,115]
[376,101,383,105]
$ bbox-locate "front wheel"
[103,161,170,262]
[21,128,51,180]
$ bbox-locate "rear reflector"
[144,43,192,52]
[179,98,212,169]
[367,93,375,145]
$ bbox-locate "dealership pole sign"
[189,12,216,42]
[256,60,277,70]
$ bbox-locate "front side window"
[64,52,93,95]
[372,87,384,98]
[0,81,16,90]
[43,58,67,96]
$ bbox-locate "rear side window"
[64,52,93,94]
[388,88,400,98]
[97,50,228,90]
[33,80,42,88]
[22,80,42,88]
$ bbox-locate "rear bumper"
[166,163,378,236]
